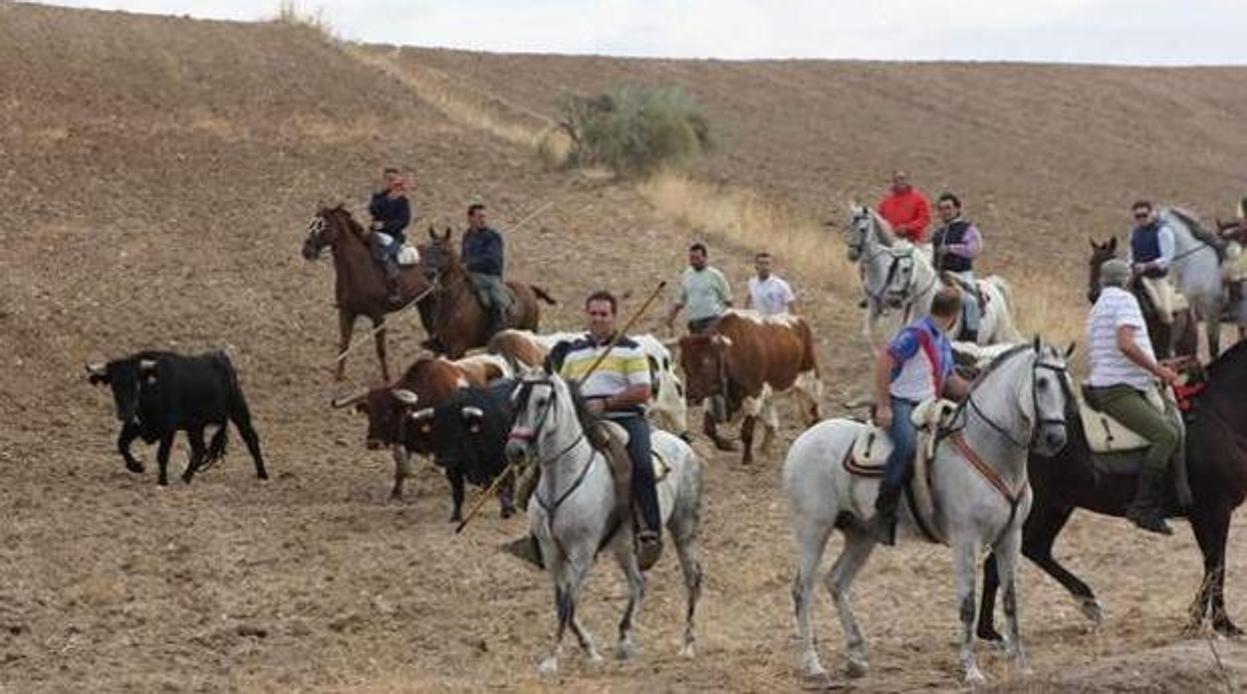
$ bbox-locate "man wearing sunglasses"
[1127,200,1177,328]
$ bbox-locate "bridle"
[849,214,935,311]
[954,348,1069,450]
[508,377,596,515]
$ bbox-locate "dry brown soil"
[2,4,1246,692]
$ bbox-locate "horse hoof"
[537,658,559,676]
[1079,598,1104,626]
[500,506,515,519]
[1214,617,1245,638]
[976,626,1004,645]
[125,463,145,474]
[964,665,987,687]
[615,641,634,661]
[257,471,269,481]
[713,440,738,452]
[845,657,869,679]
[680,642,696,659]
[587,650,605,665]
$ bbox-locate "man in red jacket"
[877,170,932,244]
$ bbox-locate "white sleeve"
[1155,226,1176,270]
[782,279,796,304]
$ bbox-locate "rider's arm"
[1116,325,1177,384]
[716,269,733,308]
[666,280,688,326]
[1152,225,1175,272]
[943,372,972,400]
[873,348,896,417]
[604,383,651,411]
[946,224,982,258]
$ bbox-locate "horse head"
[302,205,351,260]
[505,370,574,466]
[419,226,457,282]
[844,205,874,262]
[1086,236,1118,304]
[973,340,1071,457]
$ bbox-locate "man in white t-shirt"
[1086,258,1181,535]
[745,252,796,316]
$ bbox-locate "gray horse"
[1156,207,1241,356]
[845,205,1020,347]
[504,370,704,675]
[784,340,1071,686]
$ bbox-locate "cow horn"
[86,362,106,376]
[461,406,484,420]
[393,389,419,406]
[330,388,370,409]
[713,335,733,348]
[139,358,157,372]
[409,407,435,422]
[660,338,681,349]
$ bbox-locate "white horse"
[845,206,1020,346]
[1157,207,1240,356]
[785,340,1072,686]
[504,370,704,675]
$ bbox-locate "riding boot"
[1126,468,1174,536]
[871,481,903,546]
[384,259,403,304]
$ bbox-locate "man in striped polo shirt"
[1086,258,1181,535]
[548,290,662,568]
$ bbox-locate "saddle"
[1077,385,1193,508]
[940,272,989,309]
[844,398,959,542]
[599,420,672,482]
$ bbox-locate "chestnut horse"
[301,206,435,382]
[418,227,556,359]
[1088,236,1198,360]
[978,342,1247,641]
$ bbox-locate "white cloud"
[37,0,1247,64]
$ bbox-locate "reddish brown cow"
[677,310,822,464]
[332,354,510,499]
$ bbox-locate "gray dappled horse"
[844,205,1020,347]
[784,340,1071,686]
[504,370,704,675]
[1157,207,1241,356]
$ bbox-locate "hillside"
[1,3,1245,692]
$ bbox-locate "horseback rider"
[877,169,932,246]
[870,287,972,545]
[1087,258,1182,535]
[930,192,984,342]
[461,203,510,338]
[547,291,664,569]
[367,167,411,303]
[1126,200,1177,326]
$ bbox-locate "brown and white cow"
[331,353,512,501]
[487,329,689,437]
[676,310,822,464]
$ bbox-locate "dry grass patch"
[638,172,857,295]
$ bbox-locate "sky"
[37,1,1247,65]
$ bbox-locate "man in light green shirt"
[666,242,732,334]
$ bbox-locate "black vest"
[932,220,973,273]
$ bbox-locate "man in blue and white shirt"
[1087,258,1181,535]
[745,251,797,316]
[870,286,971,545]
[1127,200,1177,325]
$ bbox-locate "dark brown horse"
[978,341,1247,641]
[417,227,556,359]
[301,206,435,382]
[1088,236,1198,360]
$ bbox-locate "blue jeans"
[613,415,660,536]
[883,397,918,488]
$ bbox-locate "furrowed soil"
[1,4,1245,692]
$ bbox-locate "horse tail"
[531,286,558,305]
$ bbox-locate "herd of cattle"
[86,310,824,520]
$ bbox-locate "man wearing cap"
[1086,258,1181,535]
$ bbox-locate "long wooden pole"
[454,279,668,534]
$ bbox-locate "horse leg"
[994,529,1029,671]
[671,510,703,659]
[117,421,144,473]
[612,532,647,661]
[335,310,355,382]
[498,474,516,519]
[826,527,877,678]
[371,316,389,383]
[1190,504,1241,636]
[447,467,465,523]
[1018,502,1101,626]
[390,445,412,500]
[181,426,206,485]
[155,432,175,487]
[955,538,986,685]
[792,516,834,679]
[540,548,599,674]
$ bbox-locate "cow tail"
[531,286,558,305]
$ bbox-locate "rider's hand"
[1155,365,1180,385]
[1132,262,1147,275]
[587,399,607,414]
[875,403,893,428]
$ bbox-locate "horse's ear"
[428,226,437,240]
[441,227,453,242]
[1107,236,1117,251]
[1089,237,1098,250]
[1064,341,1077,359]
[1032,335,1041,353]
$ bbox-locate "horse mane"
[864,206,897,245]
[1162,206,1226,260]
[325,205,369,243]
[967,341,1032,389]
[564,377,608,451]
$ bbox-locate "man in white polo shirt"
[745,251,797,316]
[1086,258,1181,535]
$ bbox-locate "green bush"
[557,86,711,177]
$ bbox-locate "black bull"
[87,351,268,486]
[396,379,516,522]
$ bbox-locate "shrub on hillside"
[556,86,711,176]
